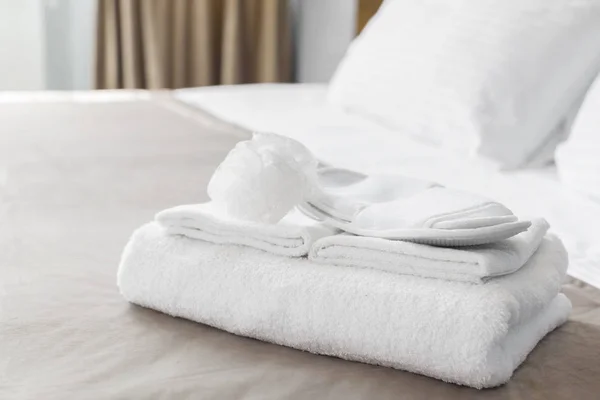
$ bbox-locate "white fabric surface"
[156,203,335,257]
[119,222,570,389]
[302,167,530,245]
[174,83,600,289]
[205,128,530,245]
[328,0,600,168]
[556,73,600,202]
[300,201,530,247]
[207,132,318,223]
[309,169,517,228]
[310,218,549,283]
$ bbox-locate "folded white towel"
[118,222,570,388]
[156,203,336,257]
[301,167,531,246]
[309,218,550,283]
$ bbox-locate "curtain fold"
[95,0,292,89]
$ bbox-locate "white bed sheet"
[175,84,600,288]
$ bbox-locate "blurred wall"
[0,0,45,90]
[45,0,97,90]
[293,0,357,83]
[0,0,96,91]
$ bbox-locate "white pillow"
[556,73,600,201]
[329,0,600,168]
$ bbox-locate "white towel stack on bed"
[118,219,569,388]
[118,134,570,389]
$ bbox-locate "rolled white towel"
[309,218,550,283]
[118,222,570,388]
[207,132,317,223]
[156,202,336,257]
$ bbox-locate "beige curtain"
[95,0,292,89]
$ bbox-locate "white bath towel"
[309,218,550,283]
[118,222,570,388]
[156,203,336,257]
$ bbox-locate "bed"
[175,83,600,288]
[1,88,599,399]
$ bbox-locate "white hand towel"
[118,223,570,388]
[156,203,336,257]
[301,167,531,245]
[309,218,550,283]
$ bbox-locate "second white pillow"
[329,0,600,168]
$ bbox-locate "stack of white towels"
[118,133,571,389]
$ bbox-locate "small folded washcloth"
[300,167,531,246]
[118,222,570,388]
[156,202,336,257]
[309,218,550,283]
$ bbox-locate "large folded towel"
[309,218,550,283]
[118,223,570,388]
[156,203,336,257]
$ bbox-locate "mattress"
[1,90,600,399]
[175,83,600,288]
